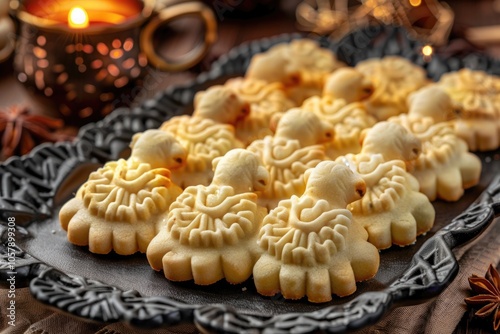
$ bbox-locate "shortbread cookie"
[356,56,429,120]
[224,77,296,145]
[247,108,332,209]
[59,130,187,255]
[406,85,458,123]
[192,85,251,125]
[392,86,482,201]
[337,122,435,249]
[147,149,269,285]
[301,96,377,159]
[246,39,345,104]
[253,161,379,302]
[161,86,248,188]
[323,67,374,103]
[437,69,500,151]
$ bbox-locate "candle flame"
[409,0,422,7]
[422,45,433,57]
[68,7,89,29]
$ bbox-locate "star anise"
[0,105,75,161]
[465,264,500,331]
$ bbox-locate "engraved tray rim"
[1,25,500,333]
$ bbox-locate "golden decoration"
[296,0,454,46]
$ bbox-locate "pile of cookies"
[59,39,498,303]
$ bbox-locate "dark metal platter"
[1,26,500,333]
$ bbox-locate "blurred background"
[0,0,499,161]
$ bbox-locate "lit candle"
[422,45,433,62]
[68,6,89,29]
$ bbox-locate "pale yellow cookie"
[147,149,269,285]
[193,85,250,125]
[337,122,435,249]
[246,39,345,104]
[253,161,379,302]
[437,68,500,151]
[247,108,332,209]
[356,56,429,120]
[59,130,186,255]
[390,87,482,202]
[224,77,296,145]
[323,67,374,103]
[161,86,247,188]
[406,85,458,123]
[160,117,243,188]
[301,96,377,159]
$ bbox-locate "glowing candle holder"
[14,0,217,125]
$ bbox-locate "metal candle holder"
[14,0,217,124]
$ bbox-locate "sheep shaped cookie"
[247,108,333,209]
[406,85,458,123]
[222,77,296,145]
[253,161,379,302]
[301,96,377,159]
[355,56,429,120]
[59,130,187,255]
[336,122,435,249]
[147,149,269,285]
[160,85,249,188]
[322,67,374,104]
[390,86,482,202]
[246,39,345,104]
[437,68,500,151]
[299,67,376,159]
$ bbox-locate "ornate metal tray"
[1,26,500,333]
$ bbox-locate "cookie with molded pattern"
[247,108,333,209]
[437,68,500,151]
[355,56,429,120]
[59,130,186,255]
[336,122,435,249]
[146,149,269,285]
[390,86,482,202]
[253,161,379,302]
[302,96,377,159]
[224,77,296,145]
[161,86,248,187]
[246,39,345,104]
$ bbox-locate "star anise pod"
[0,105,75,161]
[465,264,500,331]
